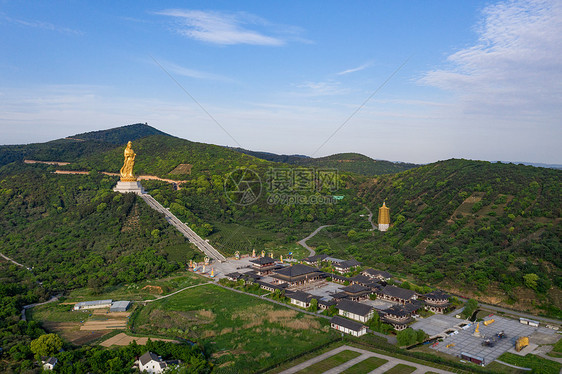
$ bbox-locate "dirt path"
[363,205,377,231]
[142,281,213,303]
[0,252,26,268]
[53,170,188,189]
[21,294,62,321]
[298,225,332,257]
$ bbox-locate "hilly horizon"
[0,122,559,319]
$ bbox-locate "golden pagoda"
[378,202,390,232]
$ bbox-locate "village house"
[378,285,417,304]
[334,259,361,273]
[138,351,180,374]
[362,268,392,282]
[337,299,374,323]
[380,302,422,331]
[301,254,328,266]
[330,316,367,337]
[42,357,57,371]
[271,264,325,286]
[286,291,315,308]
[423,290,451,314]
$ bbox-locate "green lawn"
[66,271,208,301]
[548,336,562,358]
[30,302,88,323]
[383,363,417,374]
[132,283,337,373]
[496,352,561,374]
[341,356,388,373]
[208,222,311,259]
[295,350,361,374]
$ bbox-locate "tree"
[523,273,539,290]
[30,333,63,357]
[461,298,478,319]
[308,298,318,312]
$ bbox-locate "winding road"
[0,252,26,268]
[298,225,332,257]
[363,205,377,231]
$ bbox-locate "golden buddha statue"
[120,141,137,182]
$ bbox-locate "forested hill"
[232,148,419,176]
[70,123,169,144]
[0,123,167,167]
[345,159,561,315]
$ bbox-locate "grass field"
[66,271,208,302]
[209,222,312,259]
[340,356,388,373]
[132,283,337,373]
[383,363,416,374]
[295,350,361,374]
[493,352,561,374]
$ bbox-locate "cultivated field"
[131,283,337,373]
[100,332,177,347]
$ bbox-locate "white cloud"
[0,13,83,35]
[152,58,233,82]
[336,62,372,75]
[294,81,350,97]
[155,9,286,45]
[421,0,562,121]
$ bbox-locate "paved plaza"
[417,315,558,365]
[411,314,466,337]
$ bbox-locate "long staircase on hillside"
[139,194,227,263]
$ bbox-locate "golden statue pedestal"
[113,180,145,194]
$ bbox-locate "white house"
[42,357,58,370]
[139,351,180,373]
[330,316,367,337]
[337,299,374,323]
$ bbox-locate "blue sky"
[1,0,560,164]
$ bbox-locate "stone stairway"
[139,194,227,262]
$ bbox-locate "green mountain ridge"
[0,123,560,318]
[232,147,419,176]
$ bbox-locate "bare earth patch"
[100,332,177,347]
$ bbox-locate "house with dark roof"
[380,302,422,330]
[334,259,361,273]
[378,285,417,304]
[362,268,392,281]
[271,264,325,285]
[423,290,451,314]
[225,272,243,281]
[341,284,372,301]
[330,316,367,336]
[42,357,58,371]
[328,273,350,284]
[250,256,279,275]
[318,298,337,310]
[139,352,167,373]
[285,291,315,308]
[301,254,328,266]
[337,299,374,322]
[256,280,288,292]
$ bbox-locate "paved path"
[21,294,62,321]
[0,252,26,268]
[278,345,454,374]
[364,206,377,231]
[494,359,532,371]
[298,225,332,257]
[478,303,562,325]
[140,194,227,262]
[143,282,213,303]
